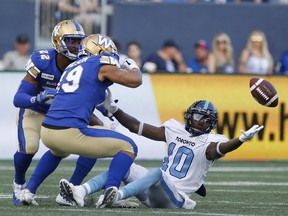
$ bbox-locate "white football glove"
[120,58,139,70]
[239,125,264,142]
[103,88,119,114]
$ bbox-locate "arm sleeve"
[13,80,39,108]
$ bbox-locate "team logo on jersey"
[41,73,55,81]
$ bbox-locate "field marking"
[206,181,288,186]
[40,208,258,216]
[210,189,288,194]
[1,166,288,172]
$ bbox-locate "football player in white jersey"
[58,92,263,209]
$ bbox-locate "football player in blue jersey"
[20,34,142,208]
[12,20,102,206]
[58,93,264,209]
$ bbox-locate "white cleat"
[55,192,75,206]
[59,179,85,207]
[95,186,118,208]
[112,199,139,208]
[12,180,26,206]
[20,189,39,206]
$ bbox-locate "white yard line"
[1,166,288,172]
[205,181,288,186]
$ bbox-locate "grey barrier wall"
[112,2,288,67]
[0,0,35,58]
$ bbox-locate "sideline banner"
[150,74,288,160]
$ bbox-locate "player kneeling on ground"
[58,90,263,209]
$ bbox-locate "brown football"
[249,78,278,107]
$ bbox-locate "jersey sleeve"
[25,50,50,78]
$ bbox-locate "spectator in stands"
[187,40,210,73]
[126,41,142,69]
[238,30,273,75]
[58,0,101,35]
[143,39,187,73]
[274,50,288,75]
[208,32,234,74]
[2,34,30,71]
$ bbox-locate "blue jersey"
[43,53,119,128]
[25,49,63,113]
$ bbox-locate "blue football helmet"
[184,100,218,136]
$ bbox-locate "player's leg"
[146,176,196,209]
[123,163,151,206]
[56,156,97,206]
[117,168,162,207]
[21,149,66,205]
[41,126,138,208]
[13,109,43,205]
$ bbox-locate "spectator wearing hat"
[187,40,210,73]
[2,34,31,71]
[142,39,187,73]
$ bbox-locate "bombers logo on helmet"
[51,20,86,60]
[184,100,218,136]
[78,34,118,57]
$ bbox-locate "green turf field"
[1,159,288,215]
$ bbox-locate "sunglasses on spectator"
[216,40,227,45]
[251,35,263,42]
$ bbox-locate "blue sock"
[14,152,34,185]
[26,150,62,194]
[105,152,133,190]
[69,156,97,185]
[118,168,162,200]
[86,171,108,194]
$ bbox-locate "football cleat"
[95,186,118,208]
[20,189,39,206]
[55,192,75,207]
[112,200,139,208]
[59,179,85,207]
[12,180,26,206]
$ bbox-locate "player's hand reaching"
[120,58,139,70]
[239,125,264,142]
[36,89,56,104]
[96,88,118,120]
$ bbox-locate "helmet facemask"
[184,100,218,136]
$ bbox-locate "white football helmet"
[51,20,86,60]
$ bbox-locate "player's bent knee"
[25,142,40,155]
[51,150,69,158]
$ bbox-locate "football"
[249,78,278,107]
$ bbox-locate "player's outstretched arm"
[99,58,142,88]
[206,125,264,160]
[114,108,166,142]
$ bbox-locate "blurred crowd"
[2,30,288,75]
[1,0,288,75]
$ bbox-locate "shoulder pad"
[25,49,54,78]
[99,54,120,68]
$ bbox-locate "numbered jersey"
[43,53,119,128]
[25,49,63,114]
[161,119,228,196]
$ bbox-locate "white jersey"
[161,119,228,196]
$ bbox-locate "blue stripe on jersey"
[79,127,138,155]
[73,20,81,31]
[160,178,184,208]
[18,108,26,153]
[203,100,209,110]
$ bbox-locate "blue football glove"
[36,89,57,104]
